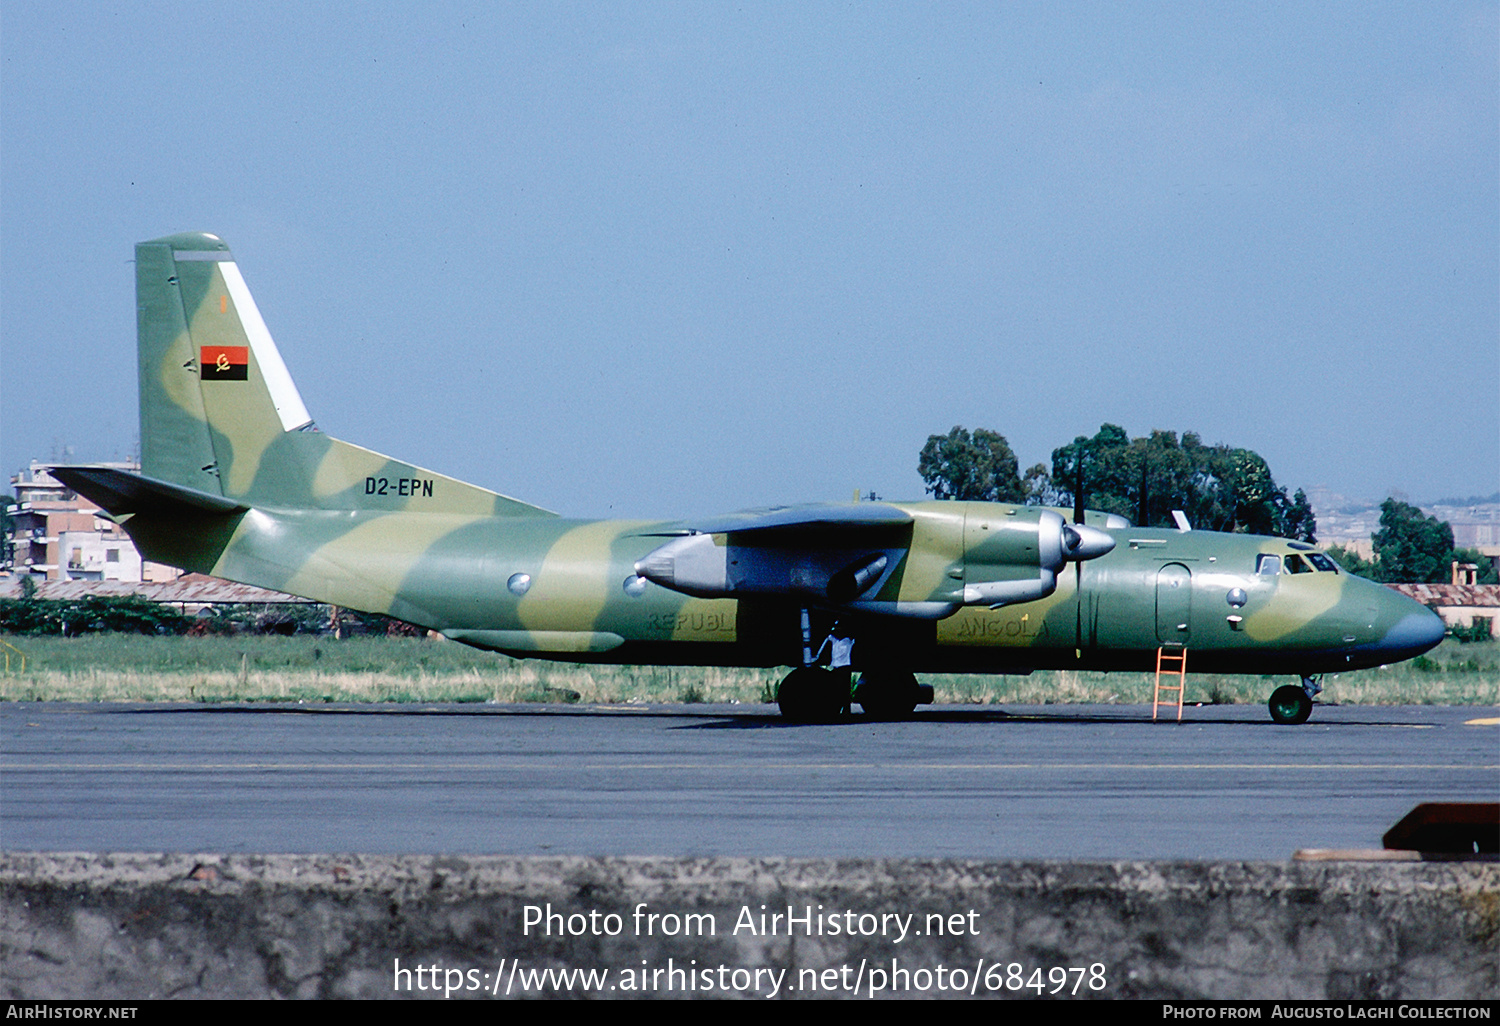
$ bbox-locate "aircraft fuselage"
[153,498,1441,679]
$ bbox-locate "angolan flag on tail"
[200,345,248,380]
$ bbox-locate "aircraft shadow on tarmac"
[106,702,1430,730]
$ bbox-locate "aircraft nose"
[1383,607,1446,652]
[1372,595,1446,660]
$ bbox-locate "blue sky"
[3,3,1496,519]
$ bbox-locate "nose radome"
[1381,607,1446,655]
[1369,583,1446,660]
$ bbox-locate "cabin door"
[1155,563,1192,645]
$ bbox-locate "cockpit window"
[1260,551,1338,575]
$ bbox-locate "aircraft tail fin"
[135,233,552,517]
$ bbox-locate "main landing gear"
[776,666,851,723]
[774,666,935,722]
[776,612,934,722]
[1267,675,1322,725]
[854,669,934,720]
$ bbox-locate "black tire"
[1268,684,1313,725]
[854,670,921,720]
[777,667,848,723]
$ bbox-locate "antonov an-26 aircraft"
[54,233,1446,724]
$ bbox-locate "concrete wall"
[2,854,1495,1000]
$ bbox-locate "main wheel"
[777,667,848,723]
[1268,684,1313,725]
[854,670,921,720]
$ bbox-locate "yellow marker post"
[1,638,26,674]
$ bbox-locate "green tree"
[933,422,1314,537]
[1370,498,1454,583]
[1325,543,1378,578]
[1281,488,1318,544]
[1022,463,1062,506]
[918,426,1024,502]
[1042,424,1314,539]
[1451,547,1500,585]
[0,594,191,636]
[1327,507,1492,584]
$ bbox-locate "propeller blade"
[1073,446,1085,525]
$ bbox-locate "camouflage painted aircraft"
[54,233,1446,724]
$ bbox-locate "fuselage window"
[1305,552,1338,573]
[1256,554,1282,576]
[1284,554,1312,574]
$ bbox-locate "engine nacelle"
[634,535,897,603]
[961,509,1116,609]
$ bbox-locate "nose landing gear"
[1268,675,1322,725]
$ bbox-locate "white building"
[4,461,180,584]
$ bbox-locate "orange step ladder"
[1153,646,1188,722]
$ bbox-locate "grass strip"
[0,634,1494,706]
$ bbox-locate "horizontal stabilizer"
[49,466,248,518]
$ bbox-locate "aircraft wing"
[634,501,1117,618]
[638,502,913,538]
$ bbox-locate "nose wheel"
[1267,676,1320,725]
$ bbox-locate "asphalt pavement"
[2,701,1495,859]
